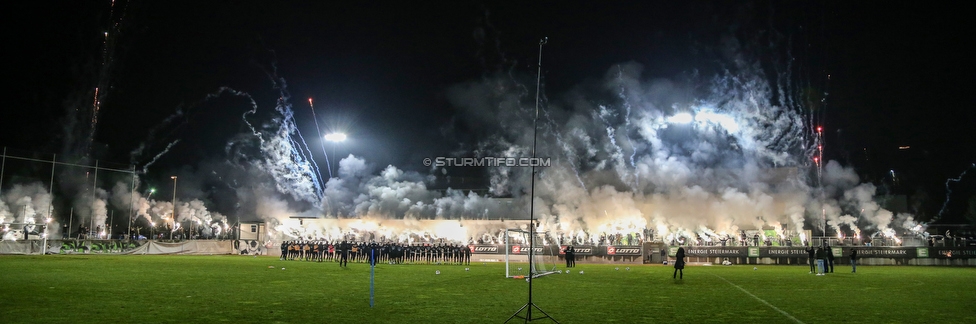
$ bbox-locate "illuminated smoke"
[1,183,54,225]
[16,27,924,246]
[239,78,326,205]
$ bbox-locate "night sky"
[3,1,974,222]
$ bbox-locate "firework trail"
[237,66,325,204]
[307,98,333,179]
[130,86,252,174]
[86,0,129,158]
[139,140,179,175]
[934,163,976,223]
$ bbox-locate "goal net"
[505,229,559,278]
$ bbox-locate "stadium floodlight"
[324,132,347,142]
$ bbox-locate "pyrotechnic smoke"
[196,31,921,246]
[14,16,923,246]
[0,183,54,224]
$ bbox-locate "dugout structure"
[504,228,559,278]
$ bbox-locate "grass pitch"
[1,255,974,323]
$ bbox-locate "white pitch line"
[712,274,805,324]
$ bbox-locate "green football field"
[1,255,973,323]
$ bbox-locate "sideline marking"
[712,274,805,324]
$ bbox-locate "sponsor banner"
[761,247,810,257]
[832,247,843,258]
[575,245,596,256]
[607,245,642,256]
[674,246,748,257]
[930,248,976,258]
[511,245,560,256]
[470,244,502,254]
[59,239,145,254]
[917,248,929,258]
[559,245,595,256]
[668,246,943,259]
[849,247,916,258]
[479,244,976,259]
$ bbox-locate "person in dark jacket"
[805,245,816,274]
[568,246,576,267]
[826,246,835,273]
[565,246,572,268]
[339,240,350,267]
[850,248,858,273]
[673,247,686,279]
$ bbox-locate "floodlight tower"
[324,132,347,179]
[325,132,347,217]
[171,176,177,240]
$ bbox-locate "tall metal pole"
[45,153,56,255]
[1,147,6,197]
[332,142,338,217]
[48,154,56,222]
[91,160,98,238]
[42,222,48,255]
[528,37,545,295]
[127,166,135,240]
[506,37,556,324]
[171,176,177,240]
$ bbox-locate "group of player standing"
[279,241,473,266]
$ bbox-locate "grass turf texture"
[1,255,974,323]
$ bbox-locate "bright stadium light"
[325,132,347,142]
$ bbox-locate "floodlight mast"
[506,37,558,324]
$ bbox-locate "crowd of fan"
[279,241,473,265]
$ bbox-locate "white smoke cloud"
[2,28,917,247]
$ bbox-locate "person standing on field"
[280,241,288,261]
[806,245,816,274]
[673,246,686,279]
[339,240,350,267]
[850,248,858,273]
[815,246,826,275]
[826,246,835,273]
[565,246,572,268]
[570,246,577,267]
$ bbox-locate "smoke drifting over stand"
[149,34,917,246]
[7,3,959,246]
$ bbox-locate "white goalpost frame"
[504,228,558,278]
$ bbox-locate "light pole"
[324,132,347,178]
[170,176,177,240]
[325,133,347,217]
[145,188,155,239]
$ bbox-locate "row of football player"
[279,241,474,265]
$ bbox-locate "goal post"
[504,228,559,278]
